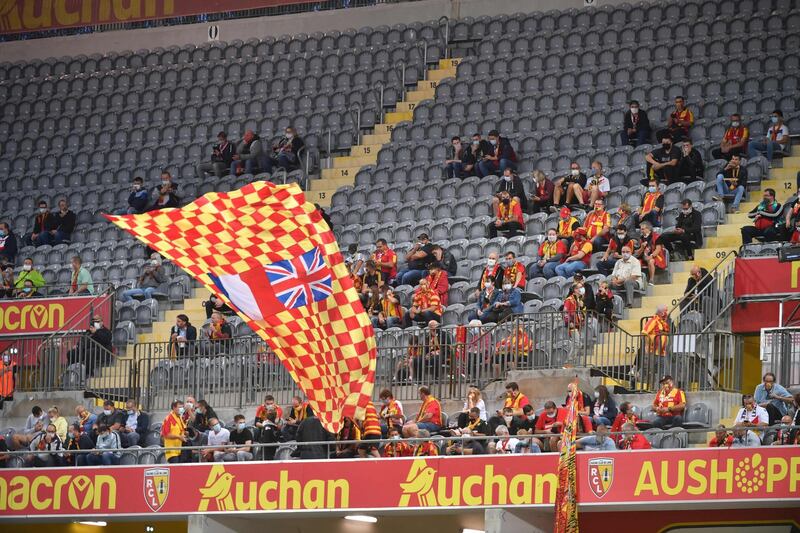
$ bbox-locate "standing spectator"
[645,133,681,184]
[611,245,644,307]
[529,228,567,279]
[372,239,397,283]
[556,207,580,247]
[633,178,664,228]
[204,293,233,319]
[713,154,748,212]
[494,168,528,211]
[741,188,782,244]
[196,131,236,179]
[161,401,187,464]
[425,261,449,306]
[358,261,383,305]
[444,136,467,179]
[754,372,794,425]
[404,278,442,326]
[227,415,254,461]
[590,385,618,427]
[256,411,281,460]
[148,171,180,211]
[231,130,268,176]
[595,281,615,320]
[731,427,761,448]
[635,222,666,285]
[431,245,457,278]
[0,222,18,264]
[734,394,769,431]
[583,199,612,251]
[555,228,593,278]
[660,199,703,260]
[411,386,442,433]
[620,100,652,147]
[562,284,586,336]
[68,256,93,295]
[651,375,685,429]
[170,314,197,359]
[618,422,652,450]
[393,233,434,287]
[464,133,492,176]
[748,110,791,163]
[656,95,694,143]
[66,315,112,376]
[781,190,800,241]
[126,177,150,214]
[709,425,733,448]
[488,190,525,238]
[24,200,53,247]
[87,424,121,465]
[552,162,587,208]
[502,251,526,289]
[14,257,46,292]
[676,139,705,183]
[477,130,517,178]
[359,402,385,458]
[597,225,636,276]
[711,113,750,161]
[295,410,334,460]
[478,281,522,323]
[528,170,555,214]
[203,417,230,462]
[269,126,305,172]
[121,256,166,301]
[574,161,610,208]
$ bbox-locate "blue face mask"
[770,116,779,124]
[489,139,497,146]
[0,231,5,237]
[648,186,657,193]
[213,423,221,432]
[237,422,246,431]
[23,287,31,293]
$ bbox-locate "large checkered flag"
[106,181,377,433]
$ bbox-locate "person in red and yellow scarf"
[371,238,397,283]
[378,388,405,434]
[562,283,586,334]
[635,221,666,284]
[357,401,383,458]
[381,426,412,457]
[658,95,694,142]
[651,375,686,428]
[281,395,311,441]
[373,286,404,330]
[404,278,442,327]
[642,304,670,357]
[254,394,283,425]
[332,417,361,458]
[502,251,526,289]
[556,207,580,247]
[161,400,187,463]
[555,227,593,278]
[425,261,449,305]
[502,381,530,416]
[412,386,442,432]
[488,190,525,238]
[493,325,533,376]
[711,113,749,160]
[583,199,611,251]
[474,253,503,298]
[530,228,568,279]
[633,178,665,228]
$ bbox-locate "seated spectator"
[595,281,614,320]
[67,256,93,295]
[492,325,532,376]
[295,410,333,459]
[478,281,522,323]
[358,260,383,305]
[502,252,526,289]
[126,176,150,214]
[67,315,113,376]
[372,286,403,330]
[635,222,666,285]
[616,203,636,235]
[425,261,449,306]
[331,417,361,459]
[618,422,651,450]
[75,405,97,434]
[741,188,782,244]
[412,428,439,456]
[533,401,564,452]
[489,189,525,240]
[555,228,592,278]
[403,278,442,327]
[27,423,64,467]
[393,233,434,287]
[754,372,794,425]
[121,256,167,302]
[282,396,312,441]
[556,207,580,248]
[196,131,236,179]
[656,95,694,143]
[590,385,618,427]
[452,407,489,437]
[584,199,611,251]
[203,417,231,462]
[713,154,748,213]
[148,171,180,211]
[357,402,383,458]
[193,400,217,434]
[256,410,281,460]
[363,285,381,325]
[496,168,528,211]
[227,415,254,461]
[447,428,487,455]
[204,293,233,319]
[620,100,652,147]
[610,402,638,444]
[87,423,121,465]
[644,134,681,184]
[748,110,790,163]
[269,126,305,172]
[574,161,610,208]
[552,162,587,208]
[209,311,233,345]
[1,266,14,298]
[529,170,555,214]
[23,199,53,247]
[170,314,198,359]
[773,415,798,446]
[410,386,442,434]
[633,178,664,228]
[734,394,769,432]
[14,279,40,299]
[0,222,18,265]
[95,400,126,435]
[231,129,268,176]
[44,199,75,245]
[676,139,705,183]
[598,225,636,276]
[477,129,517,178]
[709,425,733,447]
[12,406,45,449]
[642,305,670,362]
[464,133,492,176]
[469,278,497,322]
[456,386,487,429]
[576,424,616,451]
[731,427,761,448]
[431,245,457,278]
[382,426,412,457]
[711,113,750,161]
[651,375,686,429]
[563,283,586,336]
[14,257,46,292]
[491,425,521,454]
[255,394,284,426]
[65,422,94,467]
[661,199,703,260]
[529,228,567,279]
[372,239,397,283]
[379,388,405,435]
[47,406,68,443]
[444,136,468,179]
[781,189,800,241]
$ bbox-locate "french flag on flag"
[208,247,334,319]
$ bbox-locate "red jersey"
[426,270,449,306]
[503,392,530,411]
[372,248,397,279]
[255,404,284,422]
[535,408,566,432]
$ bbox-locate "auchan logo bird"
[398,459,438,507]
[198,465,235,511]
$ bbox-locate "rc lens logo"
[587,458,614,498]
[143,468,170,512]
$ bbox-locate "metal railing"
[759,327,800,388]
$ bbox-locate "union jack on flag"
[265,247,333,309]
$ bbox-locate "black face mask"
[663,143,672,150]
[501,198,510,204]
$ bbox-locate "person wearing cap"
[394,233,434,288]
[651,375,686,429]
[425,261,449,306]
[196,131,236,179]
[476,129,518,178]
[555,228,592,278]
[488,189,525,238]
[556,207,580,249]
[121,254,167,302]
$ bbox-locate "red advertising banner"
[734,257,800,297]
[0,0,317,35]
[0,295,111,336]
[1,447,798,518]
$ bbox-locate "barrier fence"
[760,327,800,388]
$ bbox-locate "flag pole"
[554,377,580,533]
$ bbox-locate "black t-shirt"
[231,429,253,445]
[649,146,681,165]
[97,410,127,429]
[408,243,435,270]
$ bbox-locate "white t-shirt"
[587,175,611,194]
[495,437,520,454]
[462,398,488,421]
[734,406,769,426]
[765,124,790,143]
[208,428,231,447]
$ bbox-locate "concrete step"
[404,89,435,103]
[374,123,396,135]
[768,168,800,182]
[362,133,391,145]
[427,67,456,81]
[695,247,737,261]
[705,235,743,248]
[385,111,414,124]
[307,189,337,207]
[438,57,462,69]
[332,155,376,168]
[394,101,420,113]
[349,144,383,157]
[321,166,361,180]
[310,176,353,191]
[415,80,439,91]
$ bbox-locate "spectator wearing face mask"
[477,130,518,178]
[555,228,592,278]
[227,414,254,461]
[372,239,398,282]
[0,222,18,265]
[633,179,664,228]
[121,256,167,302]
[269,127,305,172]
[529,228,567,279]
[576,424,616,451]
[24,200,54,247]
[618,422,651,450]
[444,136,468,179]
[27,423,64,467]
[126,177,150,214]
[556,207,580,248]
[494,168,528,211]
[713,154,748,213]
[478,280,522,323]
[148,171,180,211]
[88,423,122,465]
[676,139,705,183]
[44,199,76,245]
[204,417,231,462]
[748,110,791,163]
[95,400,126,436]
[65,422,95,466]
[162,401,188,463]
[13,281,38,301]
[595,281,614,320]
[635,222,667,285]
[741,188,782,244]
[597,225,636,276]
[469,279,497,322]
[529,170,555,214]
[644,134,680,185]
[372,286,403,330]
[501,252,526,289]
[120,399,143,447]
[231,129,269,176]
[711,114,750,161]
[14,257,46,291]
[552,162,587,208]
[0,352,16,410]
[656,95,694,143]
[464,133,492,176]
[590,386,618,427]
[196,131,236,179]
[620,100,652,147]
[660,199,703,260]
[425,261,449,306]
[583,199,612,251]
[74,405,97,434]
[563,283,586,334]
[610,246,643,307]
[393,233,434,288]
[573,161,610,208]
[474,253,504,299]
[489,189,525,238]
[404,278,442,327]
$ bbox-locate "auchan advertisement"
[1,448,798,517]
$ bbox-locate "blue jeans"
[372,316,401,330]
[593,415,612,427]
[445,162,464,179]
[748,140,784,162]
[121,287,157,302]
[715,174,744,208]
[477,158,516,178]
[529,260,560,279]
[277,152,298,170]
[231,156,268,176]
[394,269,427,287]
[555,260,586,278]
[416,422,441,433]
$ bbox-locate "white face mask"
[648,186,657,193]
[237,423,246,431]
[47,431,56,438]
[151,260,159,266]
[731,121,740,127]
[503,416,513,424]
[93,322,101,329]
[622,252,631,260]
[489,139,497,146]
[103,409,112,416]
[472,140,479,146]
[771,116,779,124]
[547,234,557,242]
[185,402,194,410]
[630,107,639,114]
[39,207,47,214]
[502,283,512,291]
[503,175,512,182]
[23,264,32,271]
[594,391,600,398]
[213,423,221,432]
[487,258,496,267]
[570,169,580,176]
[177,407,185,415]
[578,287,585,295]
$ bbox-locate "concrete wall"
[0,0,644,62]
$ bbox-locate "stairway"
[307,58,462,207]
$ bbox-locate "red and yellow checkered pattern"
[106,182,376,433]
